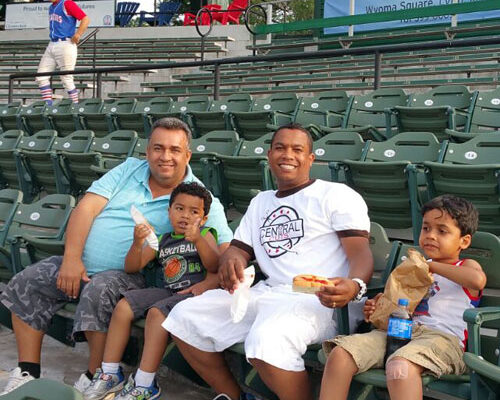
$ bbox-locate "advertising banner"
[6,0,115,30]
[323,0,500,35]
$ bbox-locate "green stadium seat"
[0,130,24,192]
[333,88,408,141]
[268,91,349,139]
[18,100,47,136]
[61,130,137,192]
[113,97,172,138]
[44,99,79,137]
[78,98,131,138]
[0,102,22,133]
[424,133,500,235]
[311,131,367,182]
[189,130,240,202]
[21,130,94,196]
[1,194,75,274]
[14,129,57,202]
[229,93,298,140]
[0,189,23,282]
[186,93,252,138]
[344,132,442,243]
[387,106,454,142]
[215,133,274,213]
[446,87,500,142]
[131,137,148,159]
[162,95,210,122]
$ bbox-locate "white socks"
[101,362,120,374]
[134,369,156,388]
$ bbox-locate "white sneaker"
[0,367,35,395]
[74,373,92,393]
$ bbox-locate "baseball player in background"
[37,0,90,105]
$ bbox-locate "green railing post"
[374,51,381,89]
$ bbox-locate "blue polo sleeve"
[87,158,140,200]
[205,195,233,245]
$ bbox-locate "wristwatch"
[351,278,367,302]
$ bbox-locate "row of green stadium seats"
[23,84,500,143]
[194,130,500,240]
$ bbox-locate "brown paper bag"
[369,248,433,330]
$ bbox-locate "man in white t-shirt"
[163,123,374,400]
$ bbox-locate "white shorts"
[163,281,364,372]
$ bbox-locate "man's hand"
[316,277,359,308]
[56,258,90,299]
[218,255,246,294]
[71,33,81,44]
[363,293,382,322]
[184,218,202,244]
[179,273,219,296]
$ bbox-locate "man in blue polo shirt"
[0,118,232,395]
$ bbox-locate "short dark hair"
[170,182,212,216]
[150,117,192,146]
[271,123,313,153]
[421,195,478,236]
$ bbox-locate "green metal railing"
[255,0,500,34]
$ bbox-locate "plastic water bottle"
[385,298,412,364]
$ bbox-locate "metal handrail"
[78,28,100,47]
[8,35,500,102]
[78,28,100,97]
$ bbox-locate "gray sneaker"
[115,374,161,400]
[82,367,125,400]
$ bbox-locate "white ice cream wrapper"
[130,205,159,251]
[230,265,255,323]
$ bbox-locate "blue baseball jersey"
[49,0,85,40]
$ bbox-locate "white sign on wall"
[5,0,115,30]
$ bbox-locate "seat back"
[0,130,24,191]
[131,138,148,159]
[18,100,47,135]
[468,88,500,133]
[0,102,22,132]
[89,129,138,159]
[168,96,210,118]
[313,131,366,162]
[51,130,95,154]
[441,133,500,165]
[45,99,78,137]
[17,129,57,153]
[296,91,348,129]
[346,88,408,137]
[158,1,181,25]
[365,131,441,163]
[0,189,23,247]
[250,93,297,114]
[408,85,474,131]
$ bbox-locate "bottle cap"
[398,298,409,306]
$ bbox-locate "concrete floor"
[0,324,214,400]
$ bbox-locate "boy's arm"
[428,259,486,291]
[124,243,156,273]
[193,231,220,273]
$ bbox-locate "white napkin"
[130,205,159,251]
[230,266,255,323]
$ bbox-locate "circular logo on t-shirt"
[424,99,434,106]
[315,148,325,156]
[254,147,264,154]
[30,212,40,221]
[102,143,110,150]
[464,151,477,160]
[163,255,187,283]
[384,149,396,158]
[196,144,206,152]
[260,206,304,258]
[364,101,373,108]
